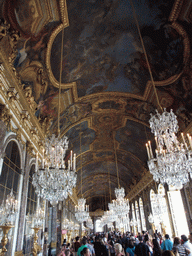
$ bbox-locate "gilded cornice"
[77,91,145,103]
[0,35,45,157]
[127,171,153,201]
[90,209,104,217]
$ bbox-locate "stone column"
[16,150,31,252]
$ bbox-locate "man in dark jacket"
[135,235,151,256]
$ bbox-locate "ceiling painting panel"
[49,0,185,98]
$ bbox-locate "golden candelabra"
[32,227,40,256]
[67,230,72,244]
[0,225,14,254]
[160,222,166,236]
[151,223,156,233]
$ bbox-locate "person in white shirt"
[181,235,192,256]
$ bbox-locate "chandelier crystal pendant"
[146,109,192,187]
[33,205,45,228]
[75,198,89,223]
[32,134,77,206]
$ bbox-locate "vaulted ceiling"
[1,0,192,211]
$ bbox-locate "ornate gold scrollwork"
[0,103,12,129]
[23,87,37,113]
[0,19,10,40]
[7,87,18,102]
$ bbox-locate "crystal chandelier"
[109,132,130,217]
[86,217,93,229]
[146,109,192,187]
[151,193,166,224]
[129,1,192,188]
[130,218,138,228]
[33,205,45,228]
[32,134,77,206]
[75,198,89,223]
[62,218,69,230]
[100,210,117,228]
[148,213,154,224]
[110,187,129,217]
[0,189,18,225]
[105,206,118,223]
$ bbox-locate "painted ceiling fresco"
[1,0,192,211]
[50,0,182,97]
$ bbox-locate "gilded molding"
[59,0,69,26]
[127,171,153,201]
[45,24,77,94]
[171,22,190,65]
[169,0,184,22]
[0,59,44,156]
[0,103,12,129]
[90,209,104,217]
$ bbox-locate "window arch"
[139,198,146,231]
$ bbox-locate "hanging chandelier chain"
[58,27,65,137]
[107,156,112,202]
[113,130,120,188]
[130,0,163,113]
[80,127,83,197]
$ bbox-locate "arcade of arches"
[0,0,192,255]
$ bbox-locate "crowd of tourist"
[55,231,192,256]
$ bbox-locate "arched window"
[0,140,21,203]
[131,203,137,235]
[150,189,161,232]
[0,141,21,252]
[135,201,141,232]
[139,198,146,231]
[95,219,103,232]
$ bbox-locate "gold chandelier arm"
[58,27,65,137]
[129,0,163,113]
